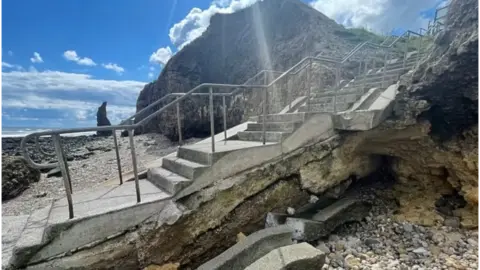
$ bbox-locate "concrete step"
[244,243,326,270]
[286,197,372,241]
[237,131,291,142]
[246,121,302,132]
[147,167,192,195]
[177,146,212,165]
[356,87,385,110]
[348,73,401,86]
[197,226,294,270]
[256,112,305,123]
[298,104,334,113]
[341,79,397,92]
[162,156,209,180]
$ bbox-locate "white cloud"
[149,46,174,65]
[2,62,23,70]
[30,52,43,63]
[102,63,125,74]
[169,0,259,49]
[2,62,14,68]
[63,50,97,66]
[2,69,146,124]
[310,0,443,33]
[148,72,154,79]
[2,69,144,94]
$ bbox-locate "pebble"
[314,181,477,270]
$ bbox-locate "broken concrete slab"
[197,225,293,270]
[244,242,326,270]
[286,198,371,241]
[265,212,289,228]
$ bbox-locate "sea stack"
[96,101,113,136]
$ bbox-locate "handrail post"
[128,129,141,203]
[362,57,368,92]
[209,87,215,153]
[262,82,267,145]
[416,34,423,68]
[287,74,292,111]
[176,100,182,145]
[403,34,409,69]
[382,50,390,88]
[222,95,227,141]
[333,63,340,113]
[112,130,123,185]
[52,134,74,219]
[306,59,311,113]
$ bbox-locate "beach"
[2,130,200,216]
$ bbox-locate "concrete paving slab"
[244,242,326,270]
[49,180,170,224]
[10,203,53,268]
[197,225,294,270]
[2,215,29,269]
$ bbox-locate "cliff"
[135,0,375,140]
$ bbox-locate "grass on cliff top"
[334,27,385,44]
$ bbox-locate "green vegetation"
[334,27,385,44]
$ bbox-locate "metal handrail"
[21,26,432,219]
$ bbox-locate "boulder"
[2,156,41,201]
[96,101,113,136]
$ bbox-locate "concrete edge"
[197,225,294,270]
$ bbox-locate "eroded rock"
[2,156,41,201]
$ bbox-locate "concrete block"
[265,212,289,228]
[244,242,326,270]
[286,218,325,241]
[286,198,371,241]
[197,225,293,270]
[246,122,301,132]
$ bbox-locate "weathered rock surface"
[2,156,41,201]
[135,0,374,140]
[96,101,113,136]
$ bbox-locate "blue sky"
[1,0,445,130]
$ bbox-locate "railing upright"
[262,73,267,145]
[112,130,123,185]
[128,129,141,203]
[403,34,409,69]
[176,100,182,145]
[306,59,311,113]
[222,95,227,141]
[382,50,390,88]
[209,87,215,153]
[52,134,74,219]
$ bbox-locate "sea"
[2,127,96,138]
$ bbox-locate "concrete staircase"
[4,48,428,269]
[297,51,425,114]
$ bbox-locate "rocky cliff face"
[334,0,478,228]
[135,0,372,140]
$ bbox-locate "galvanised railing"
[21,26,434,219]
